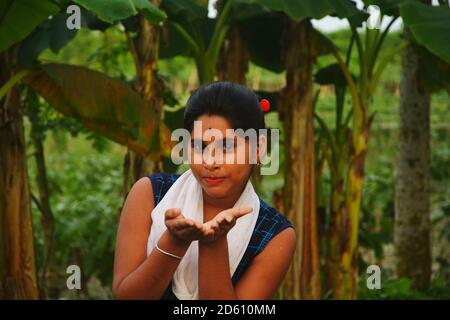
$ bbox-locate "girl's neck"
[202,184,246,220]
[203,191,238,210]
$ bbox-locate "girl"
[112,82,296,300]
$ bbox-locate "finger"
[232,207,253,219]
[225,215,234,224]
[215,214,225,224]
[183,221,204,233]
[171,219,190,230]
[184,219,195,227]
[193,221,206,231]
[206,220,219,231]
[202,227,214,237]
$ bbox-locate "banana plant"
[317,0,450,298]
[231,0,366,300]
[0,0,168,299]
[161,0,233,84]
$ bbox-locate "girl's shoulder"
[231,198,294,284]
[253,198,294,248]
[147,172,181,206]
[148,171,180,186]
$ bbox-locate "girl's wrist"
[158,230,192,257]
[199,235,227,247]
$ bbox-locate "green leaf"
[238,12,285,73]
[73,0,166,24]
[0,0,59,52]
[400,2,450,64]
[22,63,162,158]
[161,0,207,22]
[159,21,194,59]
[314,63,348,87]
[363,0,414,16]
[231,2,271,20]
[80,9,113,31]
[18,13,78,67]
[236,0,362,20]
[134,0,168,23]
[415,44,450,94]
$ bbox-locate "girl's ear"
[257,133,268,163]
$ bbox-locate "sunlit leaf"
[23,63,162,159]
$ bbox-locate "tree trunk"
[394,37,431,290]
[29,110,59,299]
[123,3,165,195]
[216,25,248,85]
[0,48,40,299]
[278,19,321,300]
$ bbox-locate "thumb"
[165,208,182,220]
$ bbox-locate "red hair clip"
[260,99,270,112]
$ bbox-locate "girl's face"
[188,115,259,201]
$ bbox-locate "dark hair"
[183,81,265,136]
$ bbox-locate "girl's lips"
[204,177,225,184]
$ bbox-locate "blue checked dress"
[147,172,294,300]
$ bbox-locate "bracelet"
[155,242,183,260]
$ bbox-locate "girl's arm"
[112,177,191,300]
[198,237,236,299]
[198,227,296,300]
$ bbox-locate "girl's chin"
[202,186,228,198]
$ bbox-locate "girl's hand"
[164,208,214,244]
[202,207,253,243]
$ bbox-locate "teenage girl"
[113,82,296,300]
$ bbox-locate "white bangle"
[156,242,183,260]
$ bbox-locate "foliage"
[358,277,450,299]
[28,128,124,290]
[0,0,59,52]
[23,63,163,159]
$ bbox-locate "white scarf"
[146,168,260,300]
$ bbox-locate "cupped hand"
[202,207,253,243]
[164,208,214,244]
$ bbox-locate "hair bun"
[260,99,270,112]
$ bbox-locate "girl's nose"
[203,145,221,168]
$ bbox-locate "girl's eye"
[223,140,235,152]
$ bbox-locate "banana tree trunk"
[124,4,165,193]
[278,19,321,300]
[394,36,431,290]
[326,146,347,295]
[29,116,58,299]
[217,25,248,85]
[0,48,39,299]
[329,93,374,299]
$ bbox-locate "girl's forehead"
[196,114,232,127]
[192,127,239,140]
[191,115,235,138]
